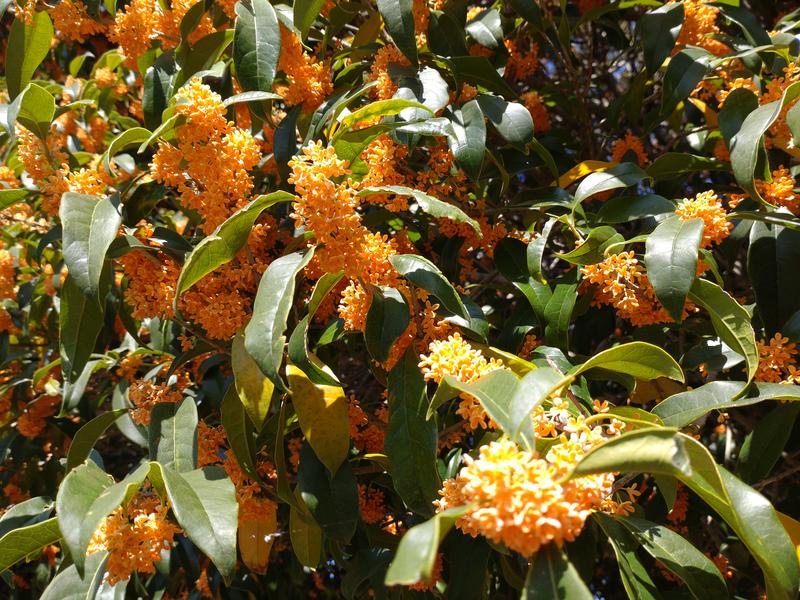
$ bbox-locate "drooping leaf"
[287,363,349,475]
[638,2,683,73]
[66,409,127,472]
[447,99,486,181]
[737,402,800,484]
[389,254,468,318]
[289,488,322,568]
[0,517,62,573]
[293,0,325,39]
[476,93,533,145]
[364,286,410,363]
[232,332,275,431]
[220,384,260,481]
[244,248,314,392]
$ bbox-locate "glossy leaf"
[59,274,104,383]
[574,341,684,382]
[476,94,533,145]
[638,2,683,73]
[522,545,593,600]
[232,332,275,430]
[233,0,280,92]
[220,384,260,481]
[66,409,127,472]
[574,162,649,203]
[448,99,486,181]
[645,216,704,321]
[6,11,54,99]
[389,254,468,318]
[365,286,410,363]
[377,0,417,64]
[148,398,197,472]
[245,248,314,392]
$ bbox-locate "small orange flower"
[675,190,732,247]
[610,132,647,165]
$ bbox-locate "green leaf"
[233,0,280,92]
[737,403,800,484]
[151,463,238,582]
[645,216,704,321]
[646,152,728,181]
[465,8,502,49]
[638,2,683,73]
[12,83,56,139]
[0,188,29,212]
[384,506,469,586]
[386,348,441,516]
[653,381,800,427]
[0,497,53,538]
[244,248,314,392]
[358,185,481,234]
[59,273,104,383]
[449,56,517,98]
[289,489,322,568]
[544,281,577,350]
[334,99,431,141]
[661,47,712,114]
[143,52,177,130]
[297,443,359,543]
[730,82,800,203]
[103,127,150,173]
[594,513,663,600]
[5,11,54,99]
[522,546,593,600]
[429,368,559,450]
[573,341,684,382]
[527,219,555,282]
[365,286,410,363]
[596,194,675,224]
[574,162,649,203]
[286,272,344,387]
[617,516,729,600]
[389,254,468,318]
[56,460,113,573]
[221,90,282,106]
[220,384,260,481]
[687,278,758,384]
[448,99,486,181]
[0,517,61,573]
[377,0,417,64]
[556,226,623,265]
[39,551,123,600]
[148,398,198,472]
[287,362,349,474]
[293,0,325,39]
[476,94,533,145]
[66,409,127,472]
[176,191,294,296]
[232,332,275,430]
[60,193,122,300]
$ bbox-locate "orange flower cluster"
[582,252,674,326]
[670,0,729,56]
[358,484,386,525]
[150,80,261,234]
[504,37,539,81]
[369,45,410,100]
[357,135,410,211]
[17,395,60,438]
[179,222,279,340]
[674,191,732,247]
[521,91,550,133]
[128,377,186,425]
[88,491,181,585]
[434,436,615,557]
[757,166,798,215]
[0,247,17,334]
[16,129,68,216]
[110,0,214,65]
[197,422,277,523]
[50,0,106,42]
[419,333,503,430]
[611,132,647,165]
[276,27,333,112]
[755,333,799,383]
[578,0,604,13]
[348,395,386,454]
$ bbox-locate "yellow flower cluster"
[419,333,503,430]
[49,0,106,42]
[151,80,261,234]
[88,491,181,585]
[276,26,333,112]
[435,435,615,557]
[755,333,799,384]
[582,252,674,326]
[674,190,732,247]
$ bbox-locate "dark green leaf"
[465,9,502,49]
[522,546,593,600]
[556,226,623,265]
[386,349,441,516]
[220,384,260,481]
[737,402,800,484]
[449,56,517,98]
[293,0,325,39]
[66,409,127,472]
[5,11,54,99]
[377,0,417,64]
[645,216,704,321]
[59,274,104,383]
[448,99,486,181]
[476,93,533,145]
[574,162,649,204]
[365,286,410,363]
[233,0,280,92]
[544,281,577,350]
[389,254,468,318]
[596,194,675,223]
[661,47,712,114]
[638,2,683,73]
[646,152,728,181]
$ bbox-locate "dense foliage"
[1,0,800,597]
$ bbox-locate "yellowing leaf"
[777,512,800,564]
[289,487,322,569]
[287,362,349,474]
[232,332,274,430]
[554,160,616,188]
[686,97,717,128]
[238,504,277,574]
